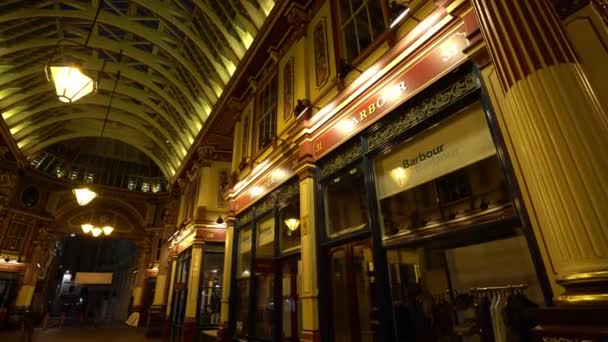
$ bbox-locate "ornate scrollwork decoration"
[319,142,362,178]
[368,72,480,150]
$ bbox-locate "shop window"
[279,201,301,252]
[235,226,252,337]
[324,166,369,236]
[256,75,278,150]
[378,156,510,237]
[337,0,387,62]
[198,244,224,326]
[254,214,275,339]
[386,235,544,341]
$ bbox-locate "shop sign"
[234,155,299,213]
[75,272,113,285]
[198,228,226,242]
[311,31,468,159]
[375,103,496,200]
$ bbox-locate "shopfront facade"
[223,13,553,342]
[220,0,608,341]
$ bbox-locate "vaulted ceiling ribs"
[0,0,274,177]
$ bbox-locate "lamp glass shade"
[48,66,95,103]
[81,223,93,234]
[389,6,411,28]
[73,188,97,206]
[102,225,114,236]
[91,227,102,237]
[284,218,300,232]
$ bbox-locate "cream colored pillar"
[15,243,44,310]
[471,0,608,303]
[164,254,178,319]
[182,238,204,340]
[152,241,170,307]
[147,241,170,336]
[131,243,149,312]
[297,165,319,341]
[217,216,235,341]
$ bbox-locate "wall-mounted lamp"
[239,157,259,171]
[337,59,364,80]
[284,218,300,232]
[293,99,320,121]
[216,215,224,224]
[389,2,410,28]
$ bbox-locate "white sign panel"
[374,103,496,200]
[75,272,113,285]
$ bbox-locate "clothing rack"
[470,283,527,293]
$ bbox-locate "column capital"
[296,163,316,181]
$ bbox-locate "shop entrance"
[169,248,191,342]
[280,257,300,341]
[328,240,378,342]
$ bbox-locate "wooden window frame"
[254,73,278,154]
[331,0,393,69]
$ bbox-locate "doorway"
[328,240,379,342]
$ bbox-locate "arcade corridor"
[0,327,159,342]
[1,0,608,341]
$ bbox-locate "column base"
[216,322,229,342]
[300,329,320,342]
[556,271,608,304]
[531,306,608,341]
[146,305,166,338]
[182,319,197,342]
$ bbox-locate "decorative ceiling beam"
[13,110,175,161]
[23,129,174,177]
[0,74,191,150]
[0,38,207,135]
[0,8,218,115]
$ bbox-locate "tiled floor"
[0,326,160,342]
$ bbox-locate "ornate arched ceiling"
[0,0,275,178]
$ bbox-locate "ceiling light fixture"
[102,225,114,236]
[81,223,93,234]
[44,3,103,104]
[91,227,102,237]
[45,66,96,103]
[73,188,97,206]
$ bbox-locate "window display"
[254,214,275,339]
[197,245,224,326]
[324,165,369,236]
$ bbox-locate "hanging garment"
[476,296,495,342]
[490,293,501,342]
[493,293,509,342]
[503,294,538,342]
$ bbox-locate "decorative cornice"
[551,0,591,18]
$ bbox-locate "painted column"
[297,164,319,342]
[163,253,178,338]
[147,240,170,337]
[131,242,150,313]
[471,0,608,303]
[217,215,235,342]
[14,242,44,310]
[182,237,204,342]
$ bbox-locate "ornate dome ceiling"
[0,0,275,178]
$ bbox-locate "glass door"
[328,240,379,342]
